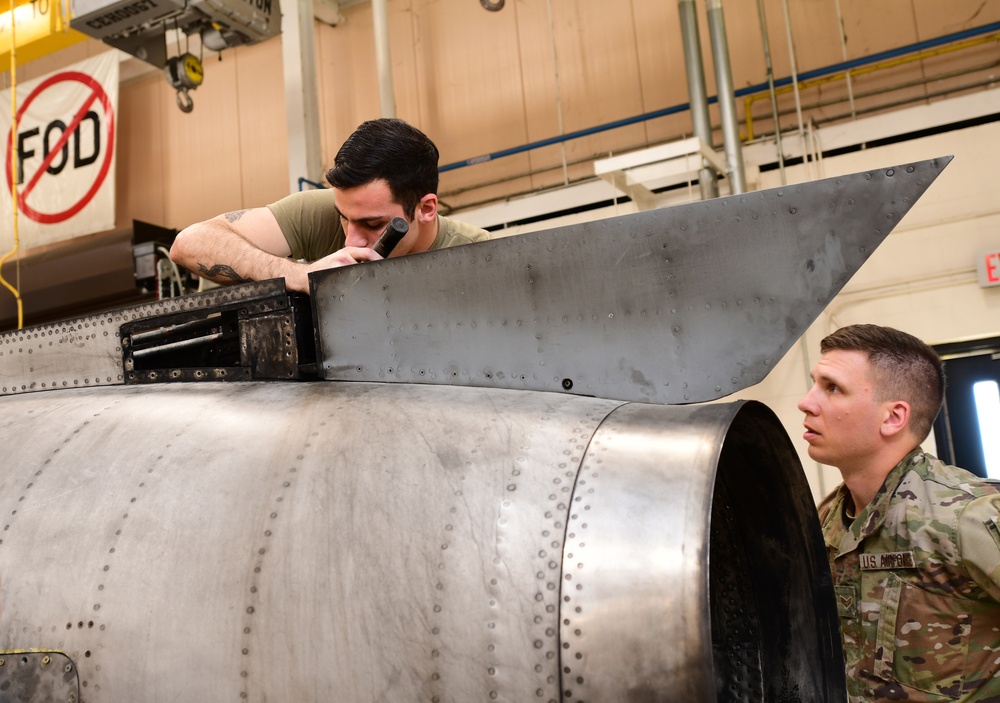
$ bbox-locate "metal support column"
[705,0,747,194]
[280,0,324,192]
[677,0,718,199]
[372,0,396,118]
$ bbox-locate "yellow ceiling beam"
[0,0,88,69]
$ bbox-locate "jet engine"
[0,157,952,701]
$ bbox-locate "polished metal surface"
[561,401,841,702]
[0,381,841,702]
[0,382,617,701]
[312,157,951,404]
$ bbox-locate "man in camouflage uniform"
[798,324,1000,701]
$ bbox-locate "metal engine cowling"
[0,381,840,702]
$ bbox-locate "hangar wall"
[2,0,998,236]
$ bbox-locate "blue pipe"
[746,20,1000,95]
[439,21,1000,173]
[440,103,694,173]
[298,177,326,191]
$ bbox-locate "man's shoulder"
[267,188,336,214]
[889,453,1000,542]
[901,453,1000,504]
[887,454,1000,594]
[434,216,493,248]
[266,188,341,261]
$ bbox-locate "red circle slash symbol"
[5,71,116,224]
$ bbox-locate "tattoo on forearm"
[198,263,254,283]
[224,209,250,224]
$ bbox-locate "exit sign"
[978,251,1000,288]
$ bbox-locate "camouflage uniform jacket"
[820,449,1000,702]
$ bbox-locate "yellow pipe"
[744,33,1000,140]
[0,0,22,330]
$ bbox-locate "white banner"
[0,51,119,251]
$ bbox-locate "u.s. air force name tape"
[859,551,916,570]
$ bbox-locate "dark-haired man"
[798,323,1000,702]
[170,118,491,293]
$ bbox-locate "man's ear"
[415,194,438,223]
[881,400,911,438]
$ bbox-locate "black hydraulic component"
[0,280,317,395]
[120,281,316,383]
[372,217,409,258]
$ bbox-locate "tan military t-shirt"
[267,188,491,261]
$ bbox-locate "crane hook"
[165,53,204,114]
[175,87,194,113]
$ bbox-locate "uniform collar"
[823,448,923,558]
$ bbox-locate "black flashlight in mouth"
[372,217,409,258]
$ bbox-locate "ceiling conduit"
[677,0,719,200]
[280,0,323,193]
[756,0,786,184]
[705,0,747,194]
[372,0,396,117]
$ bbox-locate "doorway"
[932,336,1000,479]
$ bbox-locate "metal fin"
[312,156,952,404]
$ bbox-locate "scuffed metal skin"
[313,157,950,404]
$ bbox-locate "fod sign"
[0,52,118,247]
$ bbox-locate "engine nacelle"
[0,382,840,702]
